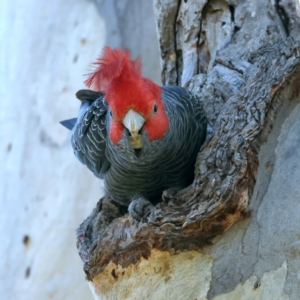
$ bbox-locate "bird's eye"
[153,104,158,113]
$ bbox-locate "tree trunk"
[77,1,300,299]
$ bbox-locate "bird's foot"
[128,198,154,221]
[162,187,183,203]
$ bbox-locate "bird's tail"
[61,89,103,130]
[60,118,77,130]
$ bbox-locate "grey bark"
[77,0,300,298]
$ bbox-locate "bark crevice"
[174,0,182,86]
[275,0,290,36]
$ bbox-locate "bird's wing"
[162,85,207,147]
[70,90,110,179]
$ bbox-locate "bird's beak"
[122,109,145,149]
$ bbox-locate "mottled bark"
[77,0,300,296]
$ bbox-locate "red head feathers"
[85,47,169,145]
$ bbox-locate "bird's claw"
[162,187,182,203]
[128,198,154,221]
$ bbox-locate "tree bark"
[77,1,300,299]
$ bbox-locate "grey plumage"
[68,86,207,206]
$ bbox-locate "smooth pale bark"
[79,1,300,299]
[0,1,160,299]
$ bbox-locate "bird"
[61,47,207,219]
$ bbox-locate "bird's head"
[85,47,169,149]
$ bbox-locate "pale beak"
[122,109,145,149]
